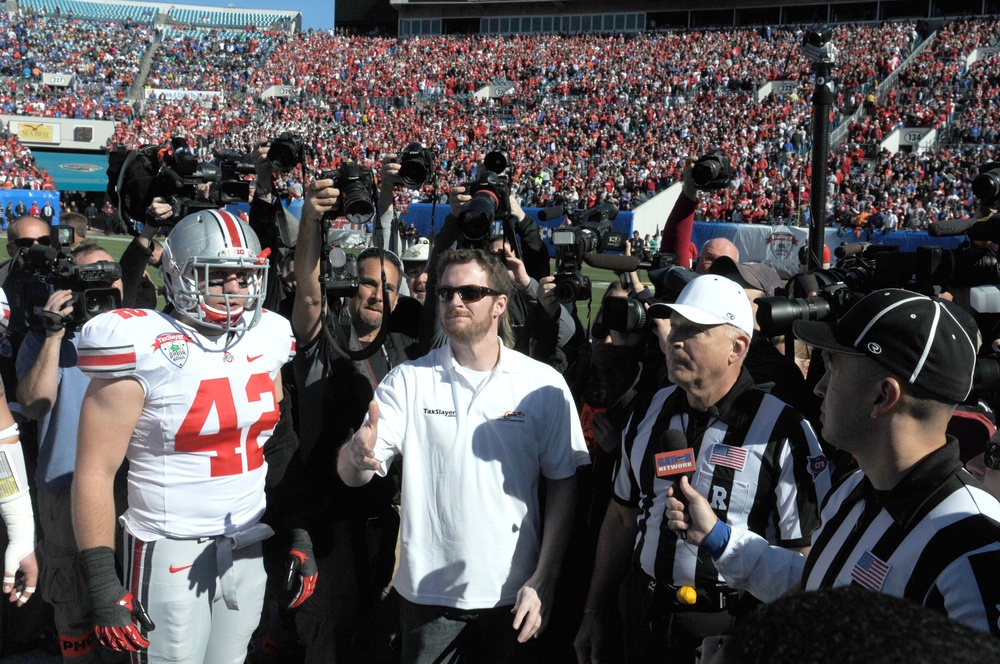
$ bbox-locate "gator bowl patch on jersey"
[152,332,191,368]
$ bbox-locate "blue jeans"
[399,597,539,664]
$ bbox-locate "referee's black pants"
[619,567,734,664]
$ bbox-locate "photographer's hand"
[380,154,402,190]
[378,154,401,215]
[500,245,531,292]
[253,140,275,200]
[509,194,526,223]
[448,186,471,217]
[41,290,73,338]
[146,197,173,227]
[301,178,340,224]
[681,155,699,202]
[537,275,560,318]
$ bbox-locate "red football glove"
[284,528,318,610]
[81,547,155,651]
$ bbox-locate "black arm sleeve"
[120,237,153,309]
[249,195,286,312]
[264,396,299,490]
[515,214,551,280]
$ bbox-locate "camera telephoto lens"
[398,143,433,190]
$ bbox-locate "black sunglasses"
[437,285,500,303]
[12,236,52,249]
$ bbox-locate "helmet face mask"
[160,210,268,332]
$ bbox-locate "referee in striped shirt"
[575,275,830,664]
[668,288,1000,635]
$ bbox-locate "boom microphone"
[582,252,641,273]
[657,429,696,540]
[834,242,870,259]
[537,205,566,222]
[928,214,1000,242]
[927,217,980,237]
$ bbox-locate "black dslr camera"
[267,132,306,174]
[457,149,512,245]
[973,162,1000,207]
[692,150,733,190]
[550,203,625,302]
[17,226,122,332]
[320,163,378,225]
[398,142,435,190]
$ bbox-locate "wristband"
[698,519,732,560]
[0,423,18,442]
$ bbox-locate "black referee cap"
[794,289,979,403]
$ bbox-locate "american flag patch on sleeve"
[709,444,748,471]
[850,550,890,591]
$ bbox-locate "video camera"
[320,162,378,225]
[15,226,121,332]
[550,202,626,302]
[107,137,256,231]
[599,296,649,335]
[153,138,256,220]
[457,150,512,245]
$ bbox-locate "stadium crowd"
[0,6,999,664]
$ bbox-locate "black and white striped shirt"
[614,369,830,587]
[802,440,1000,633]
[716,439,1000,634]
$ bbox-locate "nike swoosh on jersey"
[247,354,264,362]
[168,564,194,574]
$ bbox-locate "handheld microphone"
[656,429,696,540]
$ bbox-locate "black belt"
[635,566,739,614]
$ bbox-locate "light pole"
[804,29,837,271]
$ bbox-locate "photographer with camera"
[290,174,419,662]
[657,153,741,273]
[418,152,561,354]
[0,215,52,394]
[16,243,125,664]
[245,138,302,317]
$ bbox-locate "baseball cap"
[793,289,979,403]
[649,275,754,337]
[401,238,430,263]
[708,256,784,297]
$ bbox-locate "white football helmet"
[0,287,9,334]
[160,209,268,332]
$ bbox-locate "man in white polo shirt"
[338,247,589,663]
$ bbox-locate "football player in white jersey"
[71,209,313,664]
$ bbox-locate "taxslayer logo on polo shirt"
[423,408,456,417]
